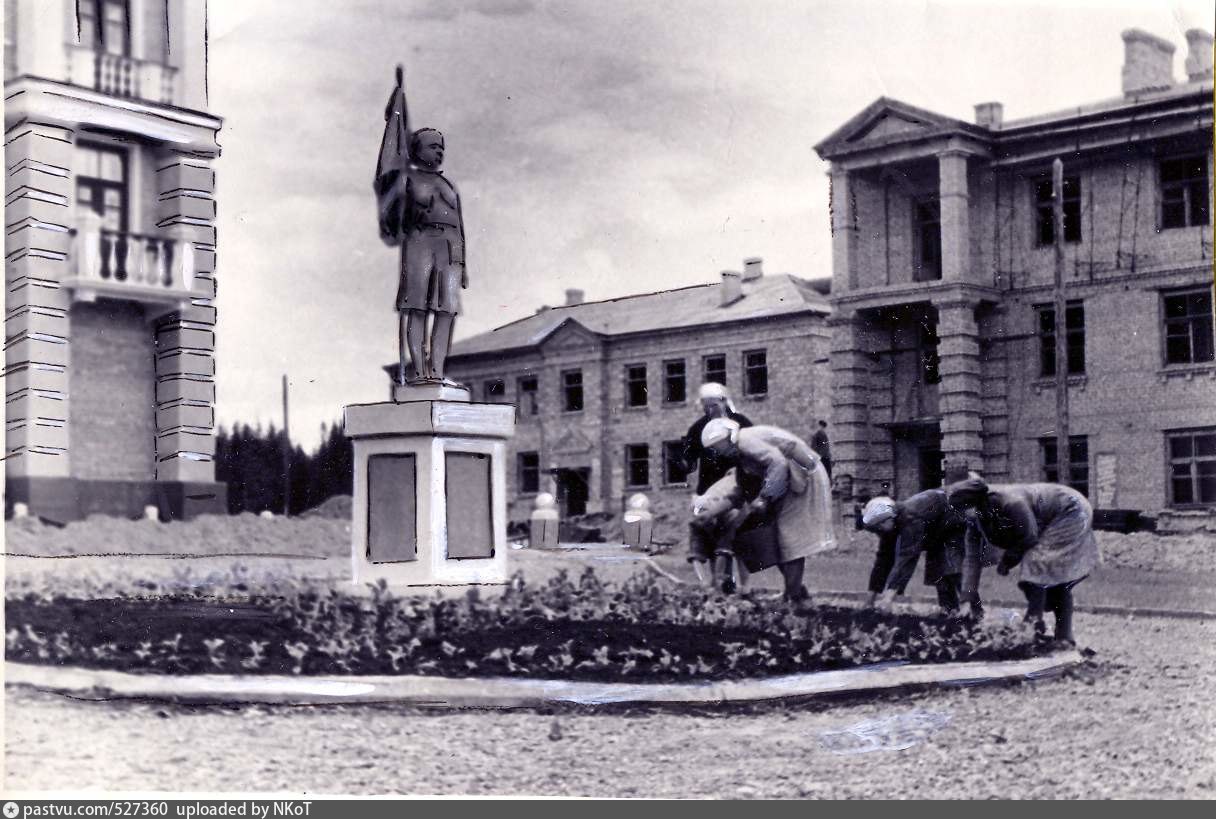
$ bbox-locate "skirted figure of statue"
[374,65,468,386]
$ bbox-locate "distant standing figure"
[946,478,1099,644]
[859,490,971,615]
[810,420,832,478]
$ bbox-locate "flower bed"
[6,569,1051,682]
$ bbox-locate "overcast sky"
[207,0,1215,450]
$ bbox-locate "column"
[153,152,218,485]
[828,309,871,499]
[4,121,75,495]
[935,298,984,481]
[829,167,858,292]
[937,150,971,283]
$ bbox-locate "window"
[625,444,650,487]
[483,379,505,402]
[517,376,538,416]
[1168,429,1216,506]
[703,354,726,386]
[77,0,130,55]
[517,452,540,494]
[913,197,942,282]
[743,350,768,396]
[663,359,686,403]
[1040,436,1089,497]
[1037,301,1086,377]
[625,364,648,408]
[662,441,689,485]
[562,370,583,412]
[75,143,127,231]
[1160,155,1210,230]
[1035,175,1082,245]
[1163,288,1214,365]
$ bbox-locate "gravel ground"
[6,613,1215,798]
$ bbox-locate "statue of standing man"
[374,66,467,386]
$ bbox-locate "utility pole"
[1052,158,1071,489]
[282,374,291,516]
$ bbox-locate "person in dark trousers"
[859,491,972,615]
[946,477,1099,645]
[682,383,754,588]
[810,420,832,478]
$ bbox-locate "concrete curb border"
[4,651,1082,708]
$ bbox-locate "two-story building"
[815,27,1214,525]
[4,0,224,522]
[429,259,832,525]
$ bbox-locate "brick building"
[435,259,832,525]
[815,28,1215,524]
[4,0,224,522]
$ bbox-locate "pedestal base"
[344,399,516,587]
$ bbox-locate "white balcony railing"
[69,224,197,306]
[66,46,177,105]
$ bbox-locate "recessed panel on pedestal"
[368,453,417,563]
[444,451,493,559]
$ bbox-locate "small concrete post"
[143,505,159,521]
[12,503,29,519]
[622,493,654,549]
[530,492,560,549]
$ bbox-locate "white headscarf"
[698,382,737,414]
[701,417,741,448]
[861,496,897,527]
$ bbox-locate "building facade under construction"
[815,27,1215,527]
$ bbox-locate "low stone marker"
[622,493,654,549]
[530,492,560,549]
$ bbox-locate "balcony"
[64,223,199,316]
[66,46,177,106]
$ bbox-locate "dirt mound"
[4,513,349,559]
[300,494,352,520]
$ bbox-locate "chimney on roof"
[720,270,742,307]
[1185,29,1214,82]
[973,101,1003,128]
[1121,28,1176,96]
[742,257,764,281]
[536,305,551,314]
[565,288,585,306]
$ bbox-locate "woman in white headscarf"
[701,417,835,603]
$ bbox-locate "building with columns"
[815,27,1214,524]
[4,0,224,522]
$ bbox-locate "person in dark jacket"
[947,477,1099,644]
[859,490,972,615]
[810,420,832,478]
[683,383,754,589]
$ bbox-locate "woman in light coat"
[701,418,835,603]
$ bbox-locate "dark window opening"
[625,364,648,408]
[663,359,686,403]
[1163,288,1214,365]
[562,370,584,412]
[1040,435,1090,497]
[662,441,689,485]
[702,354,726,386]
[77,1,130,55]
[75,143,128,232]
[914,197,942,281]
[743,350,768,396]
[1168,429,1216,506]
[483,379,505,402]
[1037,301,1086,377]
[919,321,941,385]
[1160,155,1210,230]
[517,452,540,494]
[626,444,650,488]
[517,376,538,416]
[1035,175,1082,245]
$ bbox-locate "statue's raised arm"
[375,65,410,245]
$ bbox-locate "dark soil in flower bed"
[5,570,1050,682]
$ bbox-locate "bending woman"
[946,477,1099,644]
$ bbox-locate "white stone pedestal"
[344,395,516,587]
